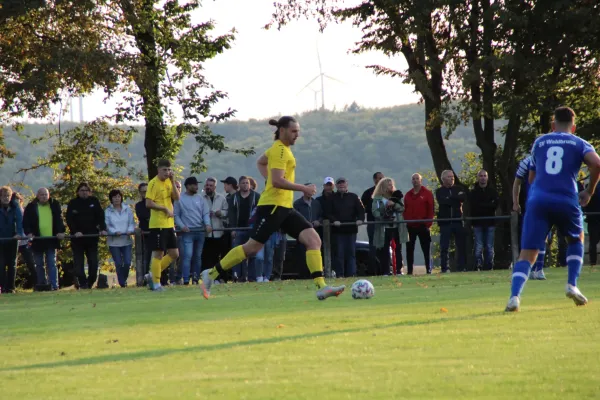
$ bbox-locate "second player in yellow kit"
[200,116,346,300]
[144,159,180,291]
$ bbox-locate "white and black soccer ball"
[351,279,375,299]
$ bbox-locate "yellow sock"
[209,245,247,280]
[306,249,327,289]
[160,254,174,271]
[151,258,162,284]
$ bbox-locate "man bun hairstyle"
[269,116,297,140]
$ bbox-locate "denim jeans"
[439,223,466,272]
[181,230,205,283]
[109,245,132,287]
[334,233,357,278]
[33,248,58,289]
[232,230,256,282]
[255,233,276,280]
[473,226,495,270]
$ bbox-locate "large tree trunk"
[121,0,167,180]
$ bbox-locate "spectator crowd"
[1,164,598,293]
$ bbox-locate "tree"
[0,0,253,179]
[17,121,140,287]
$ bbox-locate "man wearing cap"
[174,177,213,285]
[330,177,365,278]
[361,172,384,274]
[221,176,238,200]
[316,177,336,221]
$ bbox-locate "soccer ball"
[351,279,375,299]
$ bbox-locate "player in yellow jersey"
[201,116,345,300]
[144,159,180,292]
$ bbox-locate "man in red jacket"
[403,173,434,274]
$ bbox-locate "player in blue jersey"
[512,155,548,280]
[506,107,600,312]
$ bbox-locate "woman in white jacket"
[105,190,135,287]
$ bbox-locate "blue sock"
[511,260,532,297]
[534,250,545,272]
[566,241,584,287]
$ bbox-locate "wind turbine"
[297,47,343,110]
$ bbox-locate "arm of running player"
[257,154,268,179]
[584,152,600,196]
[271,169,314,196]
[512,178,522,212]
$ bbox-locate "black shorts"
[250,206,312,244]
[149,228,178,252]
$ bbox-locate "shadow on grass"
[1,310,503,372]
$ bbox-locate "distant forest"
[4,103,493,198]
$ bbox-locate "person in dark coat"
[66,182,107,289]
[330,177,365,278]
[0,186,24,293]
[436,170,467,272]
[23,188,66,290]
[469,170,499,270]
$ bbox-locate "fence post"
[134,228,144,286]
[510,211,519,268]
[323,219,332,278]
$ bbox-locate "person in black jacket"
[135,183,152,278]
[435,170,467,272]
[330,177,365,277]
[361,172,384,275]
[66,182,107,289]
[469,170,499,270]
[229,176,260,282]
[23,188,66,290]
[584,183,600,266]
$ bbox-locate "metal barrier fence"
[6,211,600,284]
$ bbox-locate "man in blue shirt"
[506,107,600,312]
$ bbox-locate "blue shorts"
[521,195,583,250]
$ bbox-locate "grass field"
[2,268,600,399]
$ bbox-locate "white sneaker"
[200,269,213,299]
[566,284,588,306]
[144,272,154,290]
[256,277,264,283]
[263,278,269,283]
[531,270,547,280]
[505,296,520,312]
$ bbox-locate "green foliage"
[0,0,251,179]
[17,121,141,282]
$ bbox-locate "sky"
[65,0,420,122]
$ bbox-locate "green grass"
[2,269,600,399]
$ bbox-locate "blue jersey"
[529,132,594,201]
[521,132,595,250]
[515,155,533,200]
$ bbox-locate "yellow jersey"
[147,176,175,229]
[258,140,296,208]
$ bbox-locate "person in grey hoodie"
[105,189,135,287]
[174,177,212,284]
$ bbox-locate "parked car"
[281,239,379,279]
